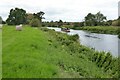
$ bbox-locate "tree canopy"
[33,11,45,22]
[85,12,107,26]
[6,8,27,25]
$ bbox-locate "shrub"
[69,34,79,42]
[40,28,49,32]
[117,28,120,39]
[112,20,120,26]
[30,18,41,27]
[73,23,80,27]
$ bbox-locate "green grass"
[2,25,117,78]
[79,26,119,35]
[0,29,2,79]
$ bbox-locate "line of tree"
[42,20,63,27]
[44,12,115,28]
[6,8,45,27]
[4,8,120,27]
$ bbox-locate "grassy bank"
[70,26,120,39]
[3,25,119,78]
[61,26,120,36]
[78,26,119,35]
[0,29,2,79]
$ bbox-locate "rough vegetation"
[79,26,118,34]
[0,29,1,79]
[78,26,120,39]
[30,18,41,27]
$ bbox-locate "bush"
[69,34,79,42]
[118,34,120,39]
[40,28,49,32]
[30,18,41,27]
[73,23,80,27]
[112,20,120,26]
[117,28,120,39]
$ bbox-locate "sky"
[0,0,119,22]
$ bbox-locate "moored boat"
[61,27,70,32]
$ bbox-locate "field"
[2,25,118,78]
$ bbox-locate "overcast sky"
[0,0,119,22]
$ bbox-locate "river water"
[47,27,120,57]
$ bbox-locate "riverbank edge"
[72,26,120,35]
[41,27,119,78]
[70,26,120,38]
[50,26,120,38]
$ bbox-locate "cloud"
[0,0,119,22]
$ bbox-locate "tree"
[85,13,96,26]
[30,18,41,27]
[32,11,45,27]
[105,20,112,26]
[26,13,34,24]
[6,8,27,25]
[33,11,45,23]
[0,16,2,24]
[84,12,107,26]
[58,20,63,27]
[95,12,107,25]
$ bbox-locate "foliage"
[26,13,34,24]
[85,13,96,26]
[79,26,119,35]
[58,20,63,27]
[73,22,80,27]
[85,12,107,26]
[27,11,45,27]
[30,18,41,27]
[105,20,112,26]
[33,11,45,23]
[117,28,120,39]
[113,19,120,26]
[48,21,58,27]
[0,16,2,24]
[2,21,6,24]
[72,22,84,29]
[95,12,107,25]
[91,52,119,77]
[6,8,27,25]
[68,34,79,42]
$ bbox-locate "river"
[47,27,119,57]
